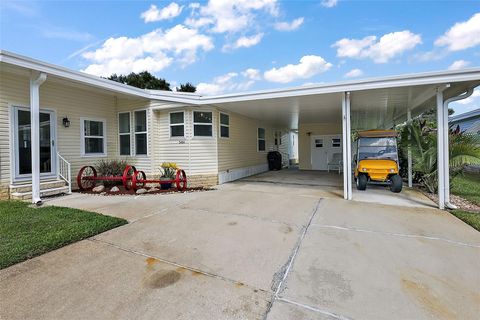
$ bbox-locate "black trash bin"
[267,151,282,170]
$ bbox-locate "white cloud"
[332,30,422,63]
[321,0,338,8]
[274,17,304,31]
[435,13,480,51]
[82,24,213,76]
[448,60,470,70]
[242,68,261,80]
[344,68,363,78]
[455,89,480,105]
[141,3,184,22]
[186,0,279,34]
[197,68,261,95]
[223,33,264,51]
[264,55,332,83]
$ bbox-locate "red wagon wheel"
[77,166,97,191]
[122,165,137,190]
[175,170,187,191]
[131,170,147,190]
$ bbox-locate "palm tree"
[399,121,480,193]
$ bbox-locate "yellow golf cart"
[354,130,403,193]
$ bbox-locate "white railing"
[57,153,72,194]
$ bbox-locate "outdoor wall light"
[62,117,71,128]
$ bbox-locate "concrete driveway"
[1,174,479,320]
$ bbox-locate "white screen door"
[13,107,56,180]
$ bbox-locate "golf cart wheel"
[356,174,367,191]
[390,175,403,193]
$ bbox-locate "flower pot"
[160,178,172,190]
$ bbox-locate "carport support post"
[342,92,353,200]
[436,87,446,210]
[30,71,47,205]
[407,109,413,188]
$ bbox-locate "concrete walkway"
[1,174,479,319]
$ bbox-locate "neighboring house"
[449,108,480,135]
[1,50,479,209]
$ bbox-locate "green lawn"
[0,201,127,269]
[450,210,480,232]
[452,172,480,206]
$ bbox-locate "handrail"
[57,153,72,194]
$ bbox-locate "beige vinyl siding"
[115,98,152,173]
[154,107,218,176]
[0,70,118,187]
[217,111,275,172]
[298,123,342,170]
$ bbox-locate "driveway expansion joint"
[264,198,324,319]
[311,224,480,248]
[88,237,268,293]
[276,297,354,320]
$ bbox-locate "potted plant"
[160,162,178,189]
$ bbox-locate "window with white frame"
[81,118,106,155]
[134,110,147,155]
[170,112,184,137]
[258,127,266,151]
[193,111,213,137]
[219,112,229,138]
[118,112,131,156]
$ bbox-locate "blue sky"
[1,0,479,114]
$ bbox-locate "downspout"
[30,71,47,205]
[442,87,475,210]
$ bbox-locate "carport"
[200,69,480,209]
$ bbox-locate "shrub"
[96,159,129,186]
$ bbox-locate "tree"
[176,82,196,93]
[107,71,171,91]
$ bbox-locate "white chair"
[327,153,343,174]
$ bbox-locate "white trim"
[118,111,132,156]
[2,50,478,106]
[218,164,269,184]
[11,105,57,182]
[80,117,107,157]
[257,127,266,152]
[193,110,213,138]
[219,112,230,139]
[169,111,185,139]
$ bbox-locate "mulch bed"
[76,185,215,196]
[421,190,480,212]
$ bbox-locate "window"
[170,112,184,137]
[81,118,106,155]
[193,111,213,137]
[275,131,282,145]
[118,112,131,156]
[315,139,323,148]
[219,113,229,138]
[258,128,266,151]
[134,110,147,155]
[332,138,341,148]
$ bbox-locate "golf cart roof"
[357,130,398,138]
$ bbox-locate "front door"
[13,107,56,180]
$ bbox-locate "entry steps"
[10,179,70,200]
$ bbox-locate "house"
[449,108,480,135]
[1,50,479,209]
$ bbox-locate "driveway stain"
[144,269,181,289]
[279,225,293,234]
[228,221,238,226]
[401,278,456,320]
